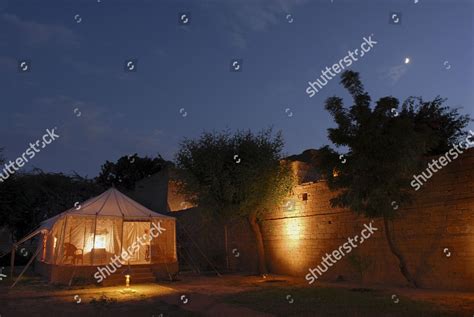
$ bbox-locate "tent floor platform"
[34,261,178,286]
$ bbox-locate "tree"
[317,71,471,287]
[0,169,103,240]
[175,129,294,274]
[96,154,170,190]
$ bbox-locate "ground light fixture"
[125,274,130,288]
[120,266,136,294]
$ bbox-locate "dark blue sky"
[1,0,473,177]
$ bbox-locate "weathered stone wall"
[128,169,170,212]
[129,149,474,290]
[259,148,474,291]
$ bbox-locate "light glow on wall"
[277,217,307,272]
[285,218,302,239]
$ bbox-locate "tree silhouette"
[317,70,471,287]
[96,154,170,190]
[175,129,294,274]
[0,169,103,240]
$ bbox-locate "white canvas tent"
[11,188,177,285]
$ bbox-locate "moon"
[404,57,410,64]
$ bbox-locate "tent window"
[95,235,106,248]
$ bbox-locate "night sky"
[1,0,473,177]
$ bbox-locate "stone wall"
[128,169,170,212]
[173,208,258,273]
[128,149,474,291]
[258,148,474,291]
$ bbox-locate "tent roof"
[39,188,173,230]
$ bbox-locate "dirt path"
[159,292,274,317]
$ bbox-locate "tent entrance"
[122,221,151,265]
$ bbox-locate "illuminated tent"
[11,188,177,285]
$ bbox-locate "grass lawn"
[222,285,460,317]
[2,272,471,316]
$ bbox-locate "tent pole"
[172,219,177,262]
[8,229,45,279]
[41,234,47,262]
[0,249,11,260]
[120,216,124,260]
[54,216,68,264]
[113,188,126,264]
[12,225,41,246]
[91,214,98,265]
[148,216,152,263]
[11,247,41,288]
[90,189,113,266]
[224,224,229,270]
[81,220,87,263]
[10,245,16,278]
